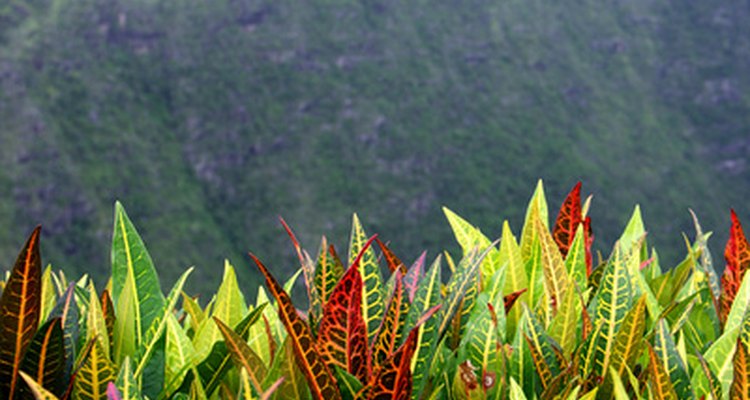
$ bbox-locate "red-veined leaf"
[720,209,750,324]
[249,253,341,400]
[366,317,422,399]
[0,226,42,399]
[552,182,583,257]
[317,237,376,383]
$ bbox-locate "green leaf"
[458,294,497,378]
[196,303,267,396]
[443,207,502,288]
[193,261,246,361]
[587,246,633,381]
[565,224,589,294]
[348,214,384,344]
[333,366,363,400]
[111,203,165,363]
[263,335,310,400]
[600,296,647,398]
[163,314,195,397]
[404,256,442,398]
[499,221,527,339]
[653,319,694,399]
[214,317,267,393]
[619,205,646,257]
[523,304,561,390]
[548,284,582,358]
[115,357,141,400]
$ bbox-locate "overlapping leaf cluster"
[1,182,749,399]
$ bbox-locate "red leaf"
[553,182,583,257]
[249,253,341,400]
[720,210,750,324]
[584,216,594,276]
[316,259,369,383]
[503,288,527,315]
[375,238,407,275]
[366,323,420,400]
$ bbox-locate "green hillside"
[1,0,749,294]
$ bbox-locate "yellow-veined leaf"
[0,226,42,399]
[250,253,341,400]
[73,338,117,400]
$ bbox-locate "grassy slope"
[1,0,748,293]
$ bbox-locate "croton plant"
[0,181,748,399]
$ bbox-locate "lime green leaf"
[193,261,246,361]
[443,207,502,288]
[499,221,527,338]
[348,214,384,344]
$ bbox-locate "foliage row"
[1,181,749,399]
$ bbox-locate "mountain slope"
[1,0,748,293]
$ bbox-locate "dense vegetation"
[1,182,749,399]
[2,1,750,292]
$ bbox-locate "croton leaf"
[250,253,341,400]
[647,343,678,400]
[552,182,583,258]
[315,238,345,307]
[18,317,65,398]
[720,210,750,324]
[73,338,117,400]
[348,214,385,345]
[730,339,750,400]
[214,317,267,393]
[0,226,42,399]
[280,217,321,327]
[316,239,371,383]
[111,203,165,365]
[375,238,407,275]
[366,317,422,400]
[372,270,409,370]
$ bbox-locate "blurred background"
[1,0,748,295]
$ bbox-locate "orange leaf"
[375,238,407,275]
[731,340,750,400]
[720,210,750,324]
[0,226,42,399]
[249,252,341,400]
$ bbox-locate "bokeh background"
[1,0,749,294]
